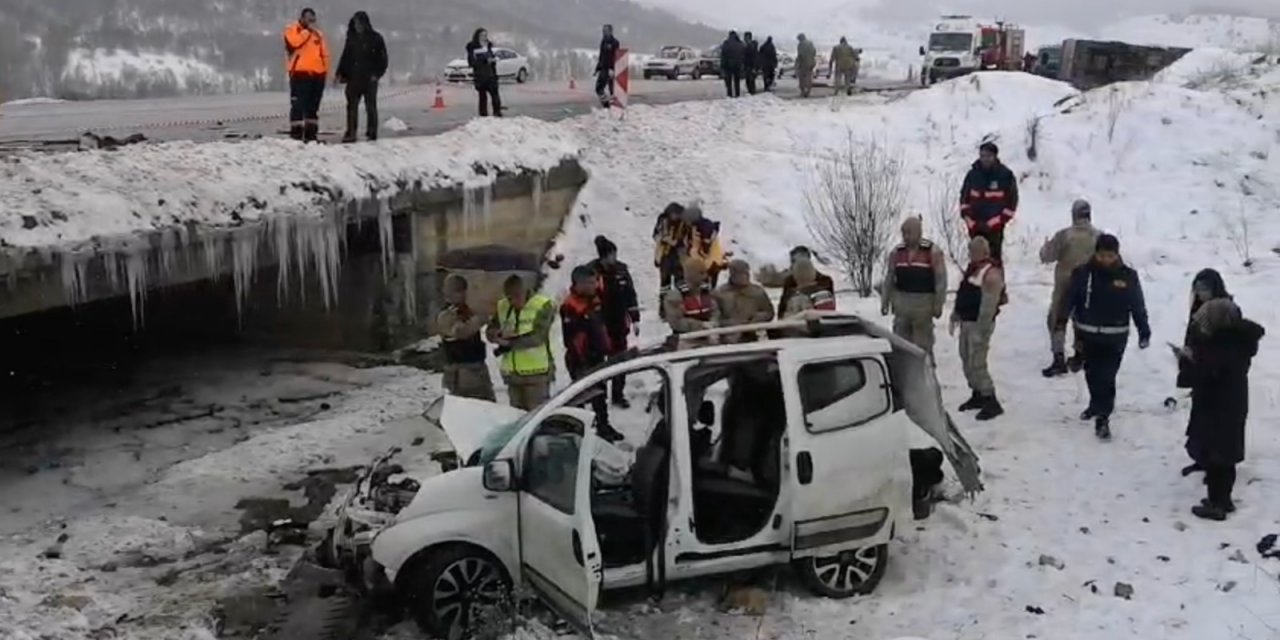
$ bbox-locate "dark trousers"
[744,69,758,94]
[474,78,502,117]
[289,75,325,140]
[1082,338,1126,418]
[723,68,742,97]
[605,324,629,402]
[344,78,379,139]
[1205,464,1237,506]
[762,66,776,91]
[595,71,614,104]
[969,226,1006,263]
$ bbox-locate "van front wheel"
[793,544,888,599]
[406,545,513,639]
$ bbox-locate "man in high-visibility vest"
[487,275,556,411]
[284,8,330,142]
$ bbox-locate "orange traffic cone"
[432,84,446,110]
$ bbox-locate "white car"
[643,45,703,80]
[323,312,982,639]
[444,48,530,84]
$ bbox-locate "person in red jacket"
[959,142,1019,262]
[587,235,640,408]
[561,266,624,442]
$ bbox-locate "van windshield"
[928,33,973,52]
[470,417,529,466]
[658,48,682,59]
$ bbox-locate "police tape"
[76,85,432,134]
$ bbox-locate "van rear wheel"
[794,544,887,599]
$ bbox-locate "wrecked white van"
[322,312,982,639]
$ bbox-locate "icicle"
[378,199,394,282]
[400,254,417,326]
[123,246,148,329]
[300,214,343,310]
[481,182,493,234]
[294,216,309,305]
[103,250,122,293]
[202,233,222,280]
[461,184,476,236]
[273,217,293,304]
[230,227,260,322]
[158,228,178,283]
[58,251,89,307]
[532,170,546,218]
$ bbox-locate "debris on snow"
[1038,554,1066,570]
[1114,582,1135,600]
[719,585,769,616]
[1173,521,1188,532]
[1229,549,1249,564]
[1025,605,1046,615]
[384,117,410,132]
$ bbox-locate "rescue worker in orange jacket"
[561,266,625,442]
[680,203,728,287]
[653,202,688,317]
[284,8,330,142]
[960,141,1019,262]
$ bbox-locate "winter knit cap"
[1095,234,1120,253]
[594,235,617,258]
[979,141,999,156]
[1193,298,1242,335]
[571,265,596,284]
[728,259,751,275]
[1071,199,1092,219]
[789,245,813,261]
[1192,268,1229,300]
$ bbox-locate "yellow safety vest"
[496,294,553,376]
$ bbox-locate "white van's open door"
[778,340,911,557]
[518,409,602,636]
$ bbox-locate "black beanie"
[979,141,999,155]
[594,235,617,258]
[1096,233,1120,253]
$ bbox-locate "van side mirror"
[483,459,515,492]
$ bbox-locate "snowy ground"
[3,50,1280,640]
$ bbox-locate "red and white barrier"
[612,48,629,109]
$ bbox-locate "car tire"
[793,544,888,599]
[691,68,702,80]
[405,545,513,639]
[668,71,678,80]
[516,68,528,84]
[643,71,652,80]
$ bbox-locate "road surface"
[0,76,914,151]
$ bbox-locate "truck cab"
[326,312,983,639]
[919,15,982,85]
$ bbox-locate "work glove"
[1139,337,1150,350]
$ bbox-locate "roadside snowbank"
[0,117,582,251]
[1154,47,1268,86]
[1100,14,1280,51]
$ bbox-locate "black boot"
[1042,353,1068,378]
[1181,462,1204,477]
[1191,502,1228,521]
[958,392,984,412]
[1080,407,1097,421]
[1066,353,1085,373]
[1094,416,1112,441]
[596,423,625,444]
[611,397,632,410]
[289,124,304,141]
[975,395,1004,421]
[1200,497,1236,513]
[303,122,319,143]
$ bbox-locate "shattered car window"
[471,418,527,466]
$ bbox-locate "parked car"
[643,45,703,80]
[322,312,983,640]
[776,50,796,78]
[444,47,530,84]
[696,44,722,78]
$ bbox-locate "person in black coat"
[759,36,778,91]
[595,24,621,108]
[1173,298,1264,521]
[719,31,746,98]
[959,142,1019,262]
[1061,234,1150,440]
[743,32,760,95]
[336,11,388,142]
[587,235,640,408]
[1176,268,1232,476]
[466,28,502,117]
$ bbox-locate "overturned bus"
[1057,39,1192,90]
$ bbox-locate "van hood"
[423,395,527,462]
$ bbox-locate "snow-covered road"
[3,48,1279,640]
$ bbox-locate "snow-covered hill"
[2,51,1279,640]
[1100,13,1280,50]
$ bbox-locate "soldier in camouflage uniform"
[881,217,947,355]
[714,259,775,342]
[437,275,496,401]
[1039,198,1101,377]
[951,236,1006,421]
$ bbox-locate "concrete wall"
[0,158,587,352]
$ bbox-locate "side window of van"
[524,418,583,513]
[797,359,890,433]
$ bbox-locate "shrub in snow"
[802,133,905,297]
[924,173,968,275]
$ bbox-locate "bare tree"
[802,132,905,297]
[925,172,968,274]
